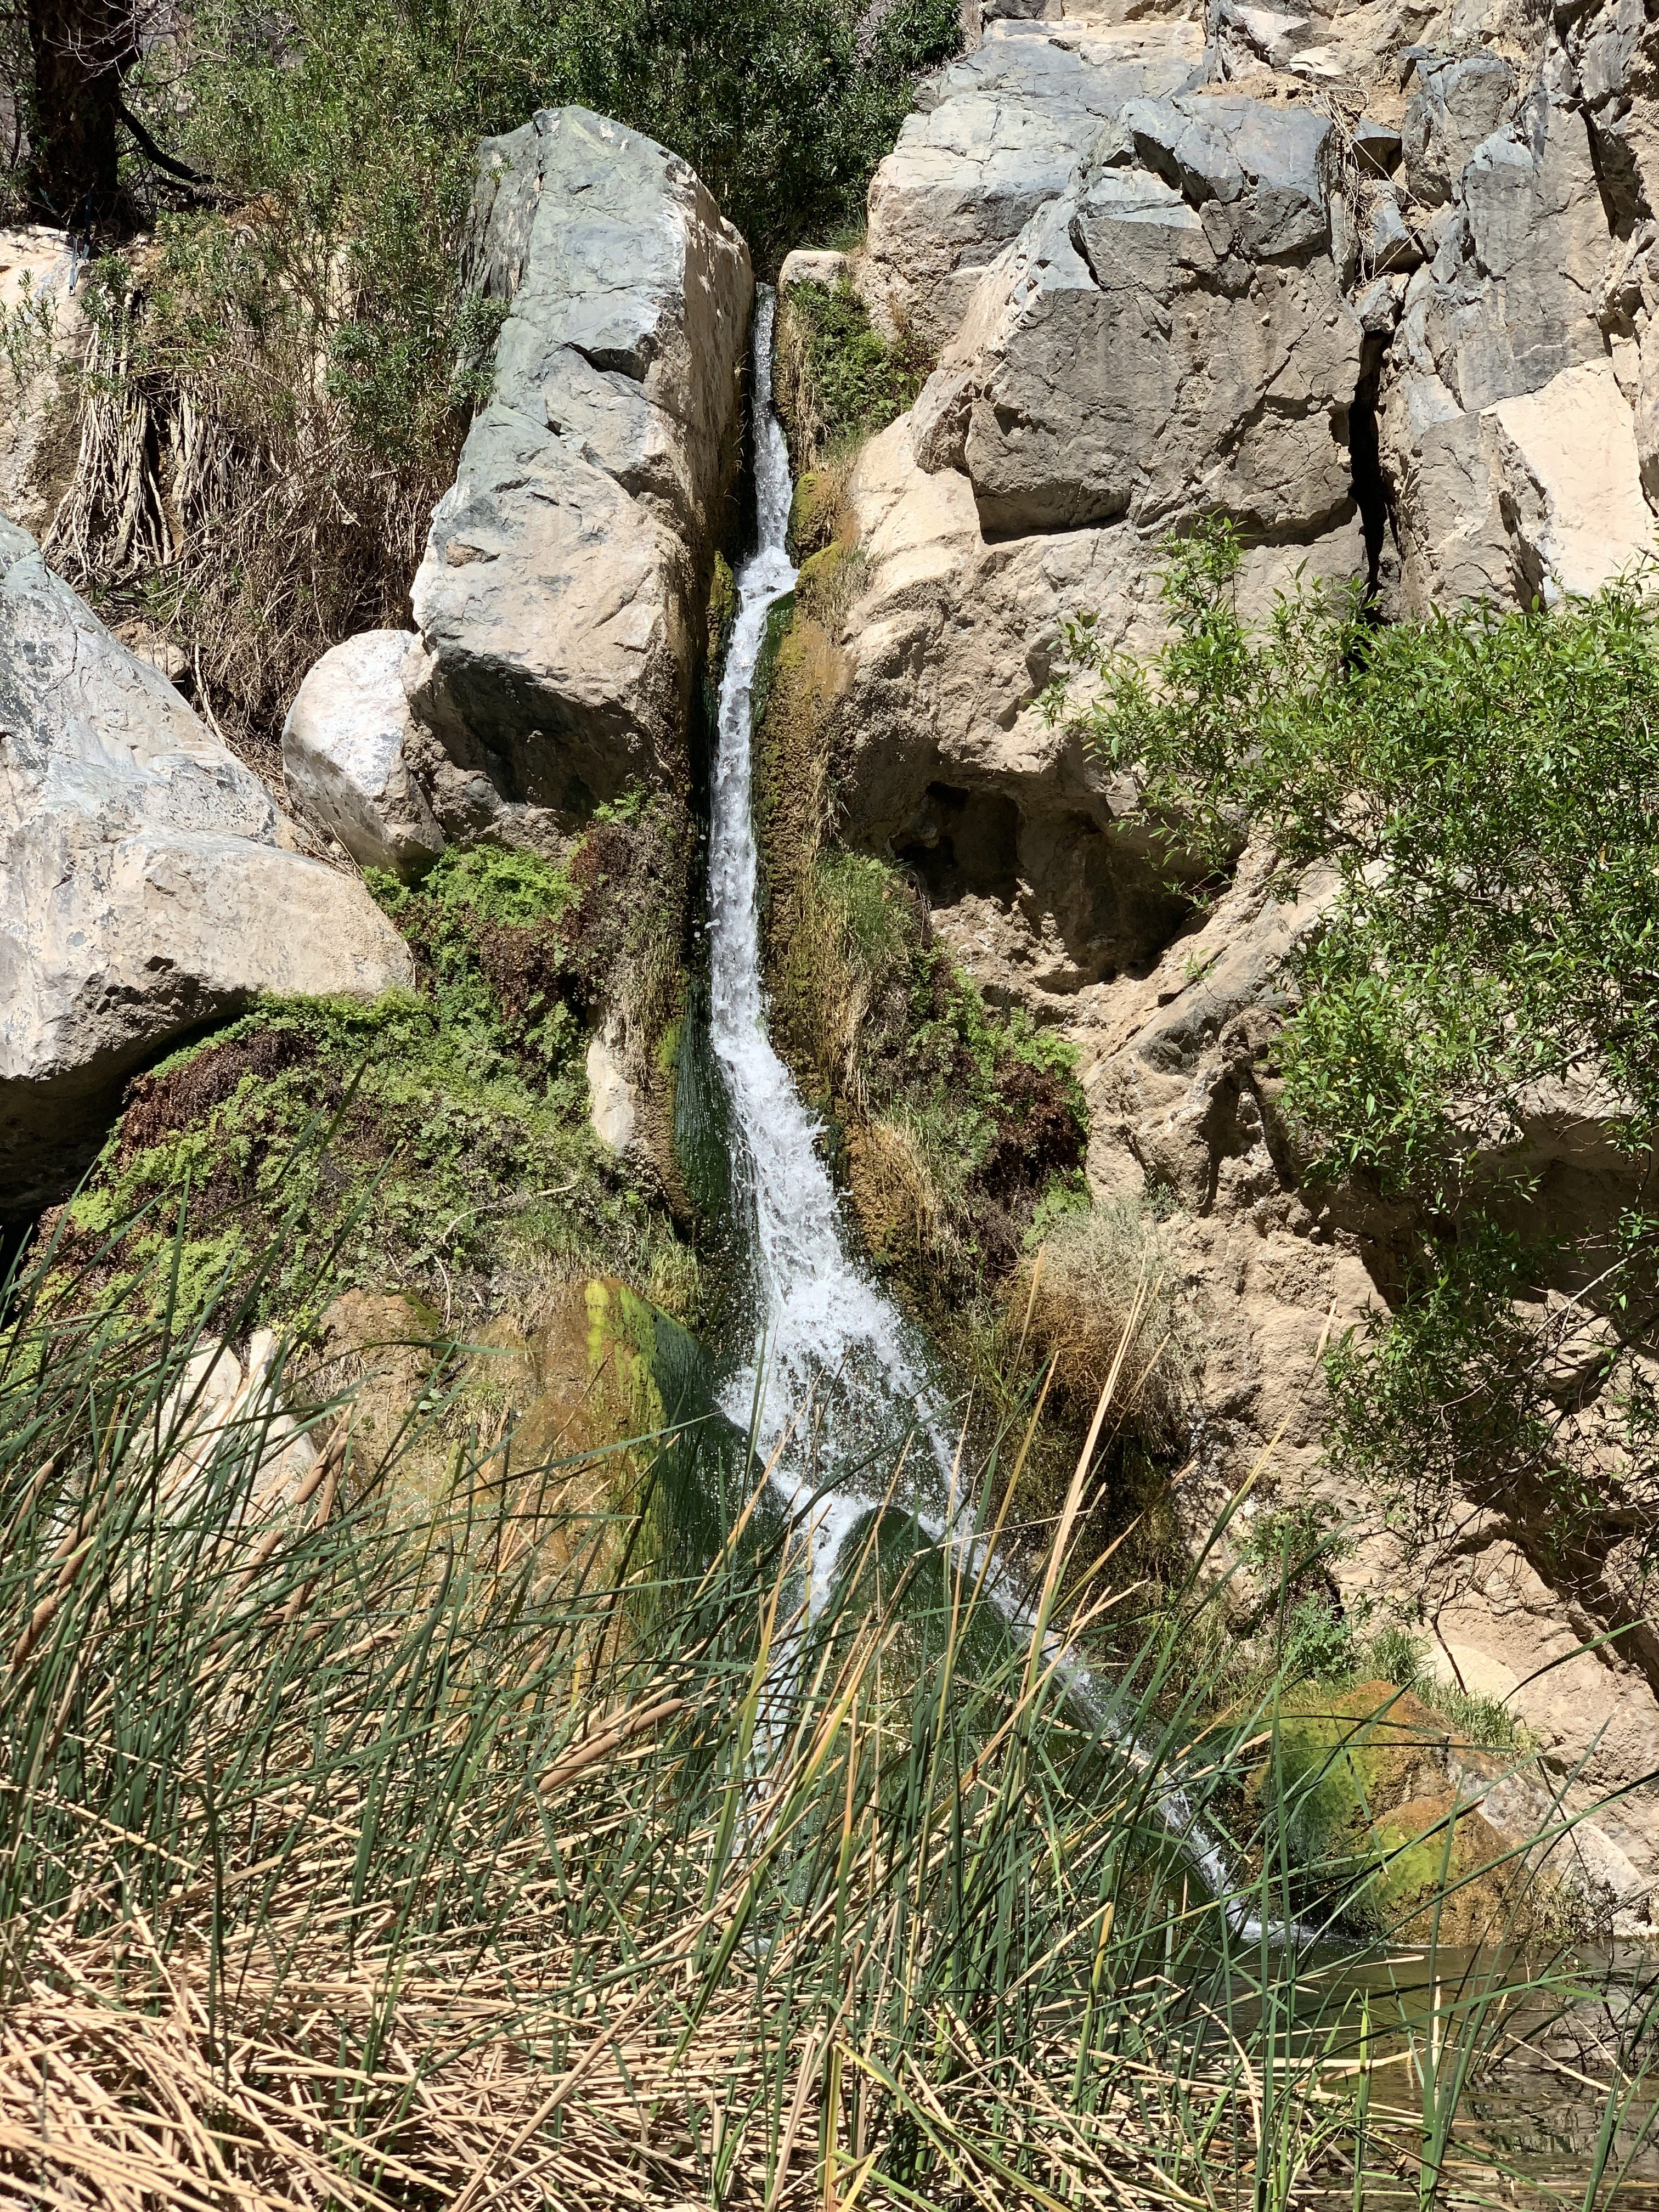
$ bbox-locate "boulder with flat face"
[909,95,1362,541]
[0,520,414,1216]
[407,106,752,847]
[861,16,1205,352]
[1380,87,1647,611]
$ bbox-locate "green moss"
[795,538,868,628]
[50,838,703,1335]
[788,470,841,561]
[708,552,738,656]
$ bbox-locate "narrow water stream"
[706,289,950,1576]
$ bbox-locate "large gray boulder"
[407,107,752,845]
[861,16,1205,351]
[0,521,414,1216]
[909,95,1362,539]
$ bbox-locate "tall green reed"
[0,1184,1642,2209]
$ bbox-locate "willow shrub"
[1048,523,1659,1582]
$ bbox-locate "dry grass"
[1019,1199,1199,1453]
[42,252,459,775]
[0,1199,1639,2212]
[846,1113,944,1260]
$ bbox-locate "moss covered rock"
[789,469,842,561]
[42,837,704,1336]
[1268,1681,1457,1845]
[1367,1792,1528,1942]
[1260,1680,1552,1938]
[772,279,929,476]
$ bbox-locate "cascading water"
[707,289,951,1576]
[704,291,1294,1943]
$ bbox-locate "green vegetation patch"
[4,1201,1576,2205]
[774,279,931,479]
[47,834,702,1333]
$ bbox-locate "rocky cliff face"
[812,0,1659,1916]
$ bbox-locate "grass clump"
[0,1200,1626,2209]
[1017,1193,1197,1452]
[768,838,1088,1296]
[774,277,930,478]
[43,827,703,1335]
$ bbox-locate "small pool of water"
[1246,1943,1659,2203]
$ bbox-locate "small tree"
[6,0,208,233]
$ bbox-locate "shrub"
[774,277,931,474]
[1047,521,1659,1592]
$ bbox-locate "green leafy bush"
[1051,526,1659,1195]
[1049,522,1659,1587]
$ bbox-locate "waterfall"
[703,291,1296,1944]
[707,288,950,1571]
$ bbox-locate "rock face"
[834,416,1362,1002]
[0,519,414,1216]
[863,16,1206,350]
[808,0,1659,1904]
[1379,61,1651,609]
[282,630,444,879]
[407,106,753,847]
[916,107,1362,538]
